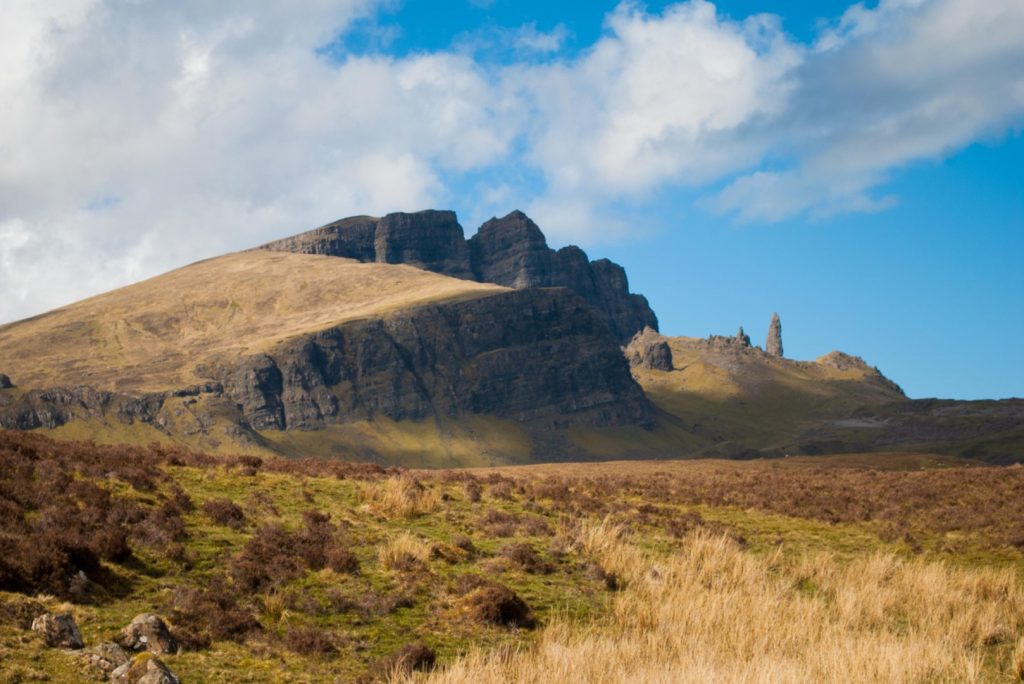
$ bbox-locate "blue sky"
[0,0,1021,399]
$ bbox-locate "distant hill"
[618,328,1023,463]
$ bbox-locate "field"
[1,430,1023,682]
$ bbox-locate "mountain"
[1,210,1019,466]
[259,210,658,342]
[0,235,652,466]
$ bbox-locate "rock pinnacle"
[766,313,783,358]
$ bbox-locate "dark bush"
[500,543,551,574]
[456,576,536,628]
[202,498,246,529]
[371,641,437,678]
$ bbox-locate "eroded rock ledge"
[259,209,658,342]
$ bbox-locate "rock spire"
[735,326,751,348]
[766,313,783,358]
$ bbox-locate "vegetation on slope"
[2,431,1023,682]
[0,251,506,393]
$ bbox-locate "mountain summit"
[259,210,658,343]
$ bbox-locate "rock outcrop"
[766,313,783,358]
[220,287,653,430]
[261,209,658,342]
[625,327,674,371]
[31,612,84,649]
[117,614,179,656]
[110,653,181,684]
[0,289,652,434]
[735,327,751,348]
[80,643,130,676]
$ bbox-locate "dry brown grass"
[0,250,506,392]
[403,523,1024,683]
[363,473,441,519]
[378,532,433,572]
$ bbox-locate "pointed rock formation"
[735,326,751,348]
[766,313,783,358]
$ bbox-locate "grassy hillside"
[0,251,506,393]
[629,336,909,456]
[2,431,1023,682]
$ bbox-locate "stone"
[766,312,783,358]
[261,209,659,342]
[625,327,674,371]
[31,612,84,649]
[735,326,751,348]
[0,374,12,389]
[117,614,179,656]
[110,653,181,684]
[78,643,130,675]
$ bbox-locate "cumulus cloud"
[1,0,1022,322]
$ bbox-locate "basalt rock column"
[766,313,783,358]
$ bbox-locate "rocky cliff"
[260,209,658,342]
[0,288,652,438]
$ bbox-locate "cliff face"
[0,288,652,435]
[261,209,658,342]
[220,287,652,430]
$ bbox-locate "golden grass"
[362,473,441,519]
[405,524,1024,683]
[631,335,906,448]
[378,531,434,572]
[0,250,506,392]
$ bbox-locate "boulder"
[0,374,12,389]
[31,612,84,649]
[78,643,130,675]
[117,614,179,656]
[110,653,181,684]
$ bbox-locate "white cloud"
[710,0,1024,221]
[1,0,1022,322]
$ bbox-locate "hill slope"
[0,250,507,393]
[0,249,653,465]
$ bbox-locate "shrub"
[283,626,336,656]
[202,498,246,529]
[500,543,551,574]
[457,577,536,629]
[371,641,436,678]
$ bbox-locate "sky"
[0,0,1021,400]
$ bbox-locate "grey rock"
[766,312,783,358]
[625,327,674,371]
[261,209,659,342]
[31,612,84,649]
[110,654,181,684]
[0,374,12,389]
[117,613,179,656]
[221,288,653,431]
[78,643,130,675]
[735,327,751,348]
[261,210,473,279]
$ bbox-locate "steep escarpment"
[260,209,658,342]
[217,288,651,431]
